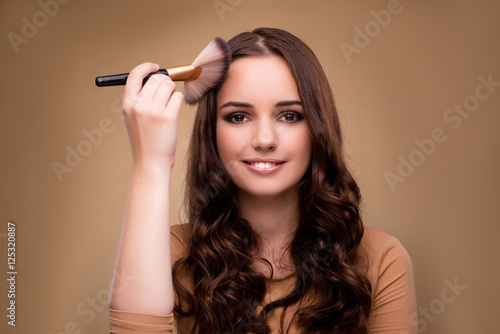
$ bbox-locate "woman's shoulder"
[171,223,190,241]
[359,226,415,296]
[360,226,413,268]
[170,223,190,262]
[360,227,417,331]
[361,226,408,255]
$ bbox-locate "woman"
[108,28,417,334]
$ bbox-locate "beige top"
[109,225,417,334]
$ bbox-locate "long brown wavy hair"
[172,27,372,333]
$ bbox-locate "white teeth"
[251,162,277,169]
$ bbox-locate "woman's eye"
[225,113,248,124]
[279,111,303,123]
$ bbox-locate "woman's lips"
[243,159,285,174]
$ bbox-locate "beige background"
[1,0,499,333]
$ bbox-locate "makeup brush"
[95,37,231,105]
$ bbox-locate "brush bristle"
[183,37,231,105]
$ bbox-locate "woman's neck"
[238,188,299,277]
[239,190,299,238]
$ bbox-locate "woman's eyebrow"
[219,101,253,109]
[275,100,302,107]
[219,100,302,109]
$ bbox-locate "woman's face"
[216,55,311,199]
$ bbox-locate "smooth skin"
[216,56,311,200]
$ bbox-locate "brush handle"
[95,69,169,87]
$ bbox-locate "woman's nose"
[251,123,278,151]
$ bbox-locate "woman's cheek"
[217,126,246,176]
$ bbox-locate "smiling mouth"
[244,161,285,170]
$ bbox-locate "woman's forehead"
[217,56,300,107]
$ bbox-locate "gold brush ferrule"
[166,65,202,81]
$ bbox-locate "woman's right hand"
[110,66,181,316]
[122,62,184,169]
